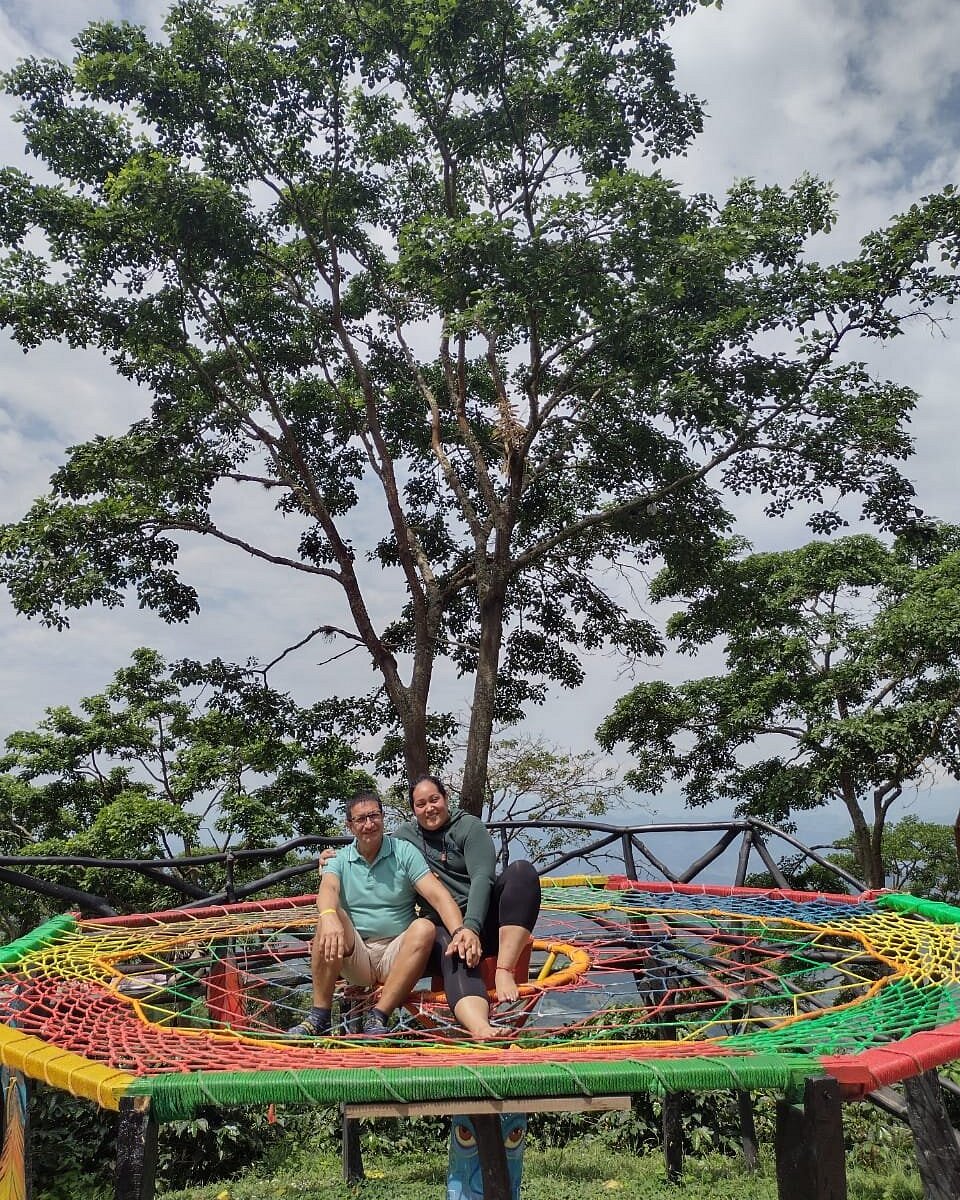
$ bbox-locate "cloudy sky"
[1,0,959,847]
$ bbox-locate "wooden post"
[903,1071,960,1200]
[340,1104,364,1183]
[339,992,366,1183]
[472,1114,512,1200]
[115,1096,158,1200]
[662,1093,683,1182]
[775,1077,846,1200]
[658,995,683,1183]
[737,1090,758,1172]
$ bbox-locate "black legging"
[430,860,541,1010]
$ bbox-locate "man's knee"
[406,918,436,952]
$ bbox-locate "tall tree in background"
[466,733,627,862]
[598,527,960,887]
[0,647,369,928]
[1,0,959,807]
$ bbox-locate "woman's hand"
[446,926,482,968]
[317,847,337,874]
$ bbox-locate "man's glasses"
[350,811,382,826]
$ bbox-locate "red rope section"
[823,1018,960,1095]
[86,894,320,927]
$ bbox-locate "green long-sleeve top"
[394,808,496,934]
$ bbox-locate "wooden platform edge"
[344,1094,632,1119]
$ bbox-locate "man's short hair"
[345,791,383,821]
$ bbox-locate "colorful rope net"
[2,879,960,1120]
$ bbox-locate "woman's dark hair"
[407,774,448,807]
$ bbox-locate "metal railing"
[0,815,865,917]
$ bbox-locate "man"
[290,791,478,1037]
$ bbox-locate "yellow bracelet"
[319,908,337,916]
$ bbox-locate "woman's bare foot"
[495,966,519,1003]
[469,1021,501,1039]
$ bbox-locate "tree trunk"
[401,699,430,786]
[459,584,507,814]
[837,776,878,887]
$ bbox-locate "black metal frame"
[0,815,865,917]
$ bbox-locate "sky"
[1,0,959,851]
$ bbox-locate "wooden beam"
[344,1095,631,1119]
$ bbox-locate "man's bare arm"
[315,872,347,962]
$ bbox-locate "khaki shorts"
[341,931,406,985]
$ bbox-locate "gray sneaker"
[288,1015,331,1038]
[364,1012,392,1037]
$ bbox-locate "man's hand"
[446,926,482,968]
[316,910,346,962]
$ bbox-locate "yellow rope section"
[0,1026,134,1110]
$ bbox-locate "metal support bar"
[678,828,740,883]
[734,830,753,887]
[752,835,790,889]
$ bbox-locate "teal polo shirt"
[327,835,431,940]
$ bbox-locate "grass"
[157,1144,787,1200]
[154,1139,927,1200]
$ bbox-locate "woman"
[394,774,541,1038]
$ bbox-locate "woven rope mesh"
[2,881,960,1115]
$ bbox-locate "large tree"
[598,527,960,887]
[0,646,369,927]
[1,0,959,808]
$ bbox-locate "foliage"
[28,1090,929,1200]
[30,1085,116,1200]
[431,733,627,864]
[0,647,369,930]
[147,1140,921,1200]
[159,1107,293,1189]
[29,1088,296,1197]
[599,526,960,886]
[828,816,960,899]
[2,2,959,811]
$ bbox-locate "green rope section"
[129,1054,818,1121]
[0,914,78,965]
[876,893,960,926]
[726,978,959,1056]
